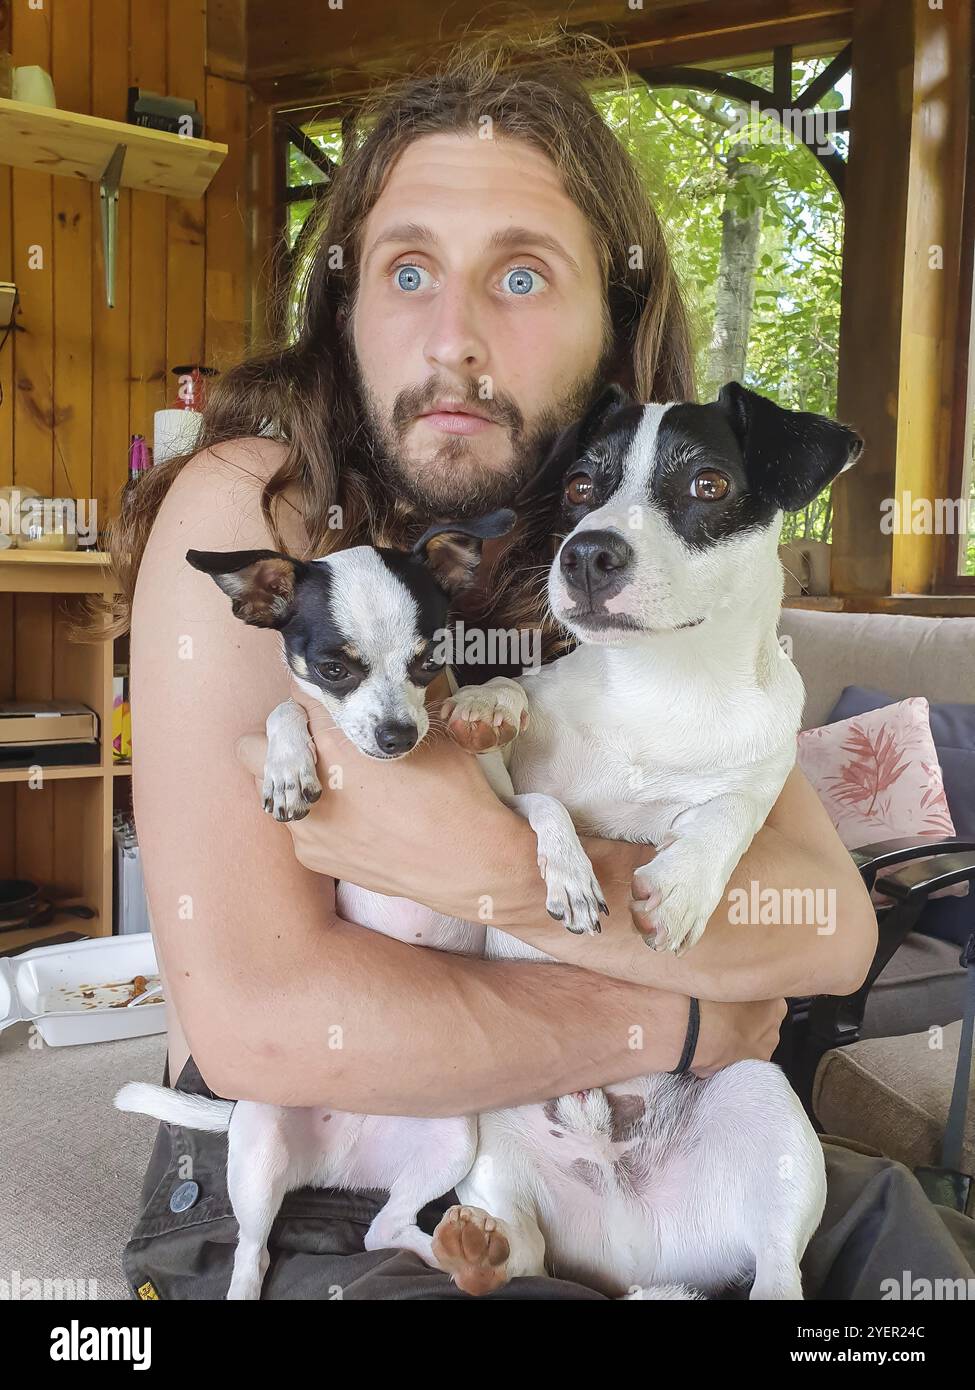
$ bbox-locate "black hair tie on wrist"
[670,997,700,1075]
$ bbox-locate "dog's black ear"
[411,508,516,597]
[186,548,307,629]
[519,382,635,502]
[577,382,634,451]
[717,381,863,511]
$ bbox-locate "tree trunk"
[706,147,763,397]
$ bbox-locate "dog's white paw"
[538,839,608,935]
[442,682,529,753]
[261,747,322,822]
[630,850,719,955]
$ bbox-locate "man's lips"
[416,407,496,436]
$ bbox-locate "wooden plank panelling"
[129,0,170,441]
[90,0,131,541]
[204,73,248,371]
[167,0,207,373]
[10,0,54,500]
[51,0,93,505]
[0,0,12,494]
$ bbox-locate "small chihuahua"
[117,381,861,1300]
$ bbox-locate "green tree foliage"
[595,62,847,543]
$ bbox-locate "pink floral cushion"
[797,697,966,900]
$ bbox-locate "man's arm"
[133,441,778,1112]
[268,702,878,1005]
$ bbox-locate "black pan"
[0,879,96,931]
[0,879,41,922]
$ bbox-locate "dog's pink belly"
[335,881,484,953]
[295,1111,474,1193]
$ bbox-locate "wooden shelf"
[0,765,103,784]
[0,550,116,595]
[0,915,97,957]
[0,562,127,942]
[0,98,227,198]
[0,549,111,564]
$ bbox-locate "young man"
[117,33,975,1299]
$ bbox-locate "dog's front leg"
[510,792,608,934]
[442,676,530,753]
[631,788,779,956]
[262,698,323,822]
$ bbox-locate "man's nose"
[559,530,634,600]
[423,285,488,375]
[375,720,419,756]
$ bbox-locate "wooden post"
[832,0,915,597]
[891,0,972,593]
[833,0,972,597]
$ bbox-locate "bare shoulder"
[146,435,307,560]
[131,436,305,752]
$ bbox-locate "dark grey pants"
[123,1054,975,1300]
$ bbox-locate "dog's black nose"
[560,530,633,597]
[375,721,418,756]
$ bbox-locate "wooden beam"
[831,0,916,597]
[244,0,852,104]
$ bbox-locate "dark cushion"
[861,933,969,1038]
[828,686,975,946]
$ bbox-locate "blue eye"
[503,267,545,296]
[395,264,429,292]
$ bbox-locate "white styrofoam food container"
[0,932,166,1046]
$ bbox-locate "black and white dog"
[117,382,861,1300]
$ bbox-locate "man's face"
[349,131,614,518]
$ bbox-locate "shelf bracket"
[98,143,127,309]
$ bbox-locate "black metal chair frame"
[781,836,975,1114]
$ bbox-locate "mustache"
[390,381,524,436]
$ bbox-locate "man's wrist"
[669,996,700,1074]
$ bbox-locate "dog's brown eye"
[564,473,594,507]
[318,661,349,682]
[691,470,730,501]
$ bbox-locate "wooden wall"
[0,0,250,883]
[0,0,250,538]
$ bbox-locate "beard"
[349,341,614,522]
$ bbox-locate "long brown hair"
[99,26,695,656]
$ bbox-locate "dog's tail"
[114,1082,234,1133]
